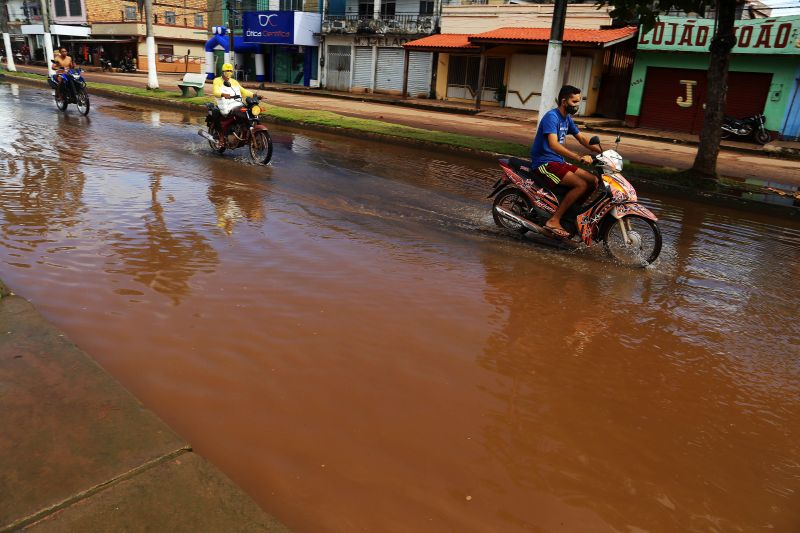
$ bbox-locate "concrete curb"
[0,276,289,531]
[3,71,797,217]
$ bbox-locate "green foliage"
[596,0,717,32]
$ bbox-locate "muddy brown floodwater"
[1,83,799,532]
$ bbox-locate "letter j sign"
[677,80,697,108]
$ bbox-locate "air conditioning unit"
[332,19,346,30]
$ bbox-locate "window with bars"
[279,0,303,10]
[124,6,136,20]
[447,55,505,93]
[419,1,434,14]
[54,0,82,17]
[157,44,174,56]
[194,14,204,26]
[165,11,176,24]
[358,0,373,17]
[54,0,67,17]
[380,0,395,17]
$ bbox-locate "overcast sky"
[763,0,800,15]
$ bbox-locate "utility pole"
[227,0,235,66]
[2,0,18,71]
[40,0,54,68]
[144,0,158,88]
[537,0,567,123]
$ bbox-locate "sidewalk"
[7,65,800,188]
[0,280,288,532]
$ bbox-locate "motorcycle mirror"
[589,135,601,146]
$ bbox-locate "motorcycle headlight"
[251,105,262,116]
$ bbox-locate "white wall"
[442,4,613,33]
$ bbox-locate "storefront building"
[207,1,322,86]
[625,15,800,138]
[319,0,441,96]
[405,26,637,116]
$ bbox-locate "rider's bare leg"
[574,168,600,205]
[545,170,596,232]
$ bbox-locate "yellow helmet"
[221,63,234,73]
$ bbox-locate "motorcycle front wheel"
[54,90,68,112]
[492,188,532,234]
[76,87,90,116]
[250,130,273,165]
[755,129,771,145]
[602,215,662,267]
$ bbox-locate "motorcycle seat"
[507,158,571,199]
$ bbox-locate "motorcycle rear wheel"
[76,87,90,116]
[602,214,662,267]
[250,130,273,165]
[207,126,226,153]
[492,188,532,234]
[755,129,771,145]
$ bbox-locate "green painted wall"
[625,51,799,131]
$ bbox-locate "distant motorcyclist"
[213,63,255,125]
[50,47,75,94]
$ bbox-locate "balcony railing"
[322,14,439,35]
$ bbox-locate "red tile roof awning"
[403,34,479,51]
[469,26,638,47]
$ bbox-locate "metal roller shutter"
[407,51,433,98]
[639,67,773,134]
[375,48,404,93]
[325,45,352,92]
[352,47,373,90]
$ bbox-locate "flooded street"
[1,82,799,532]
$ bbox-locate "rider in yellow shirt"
[213,63,253,110]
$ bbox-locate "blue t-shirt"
[530,108,579,167]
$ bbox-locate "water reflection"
[106,173,218,303]
[476,202,800,531]
[0,112,87,264]
[206,166,266,235]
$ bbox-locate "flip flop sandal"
[545,226,570,239]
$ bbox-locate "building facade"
[318,0,442,95]
[19,0,206,71]
[624,15,800,139]
[206,0,322,85]
[402,3,633,117]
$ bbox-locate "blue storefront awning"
[234,36,262,54]
[205,33,264,54]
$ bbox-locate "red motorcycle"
[489,136,662,266]
[199,94,273,165]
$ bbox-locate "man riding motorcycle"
[50,47,75,95]
[213,63,255,125]
[530,85,602,238]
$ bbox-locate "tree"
[144,0,159,89]
[600,0,740,181]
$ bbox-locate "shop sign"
[353,36,409,48]
[243,11,294,44]
[638,15,800,54]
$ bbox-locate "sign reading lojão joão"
[638,15,800,54]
